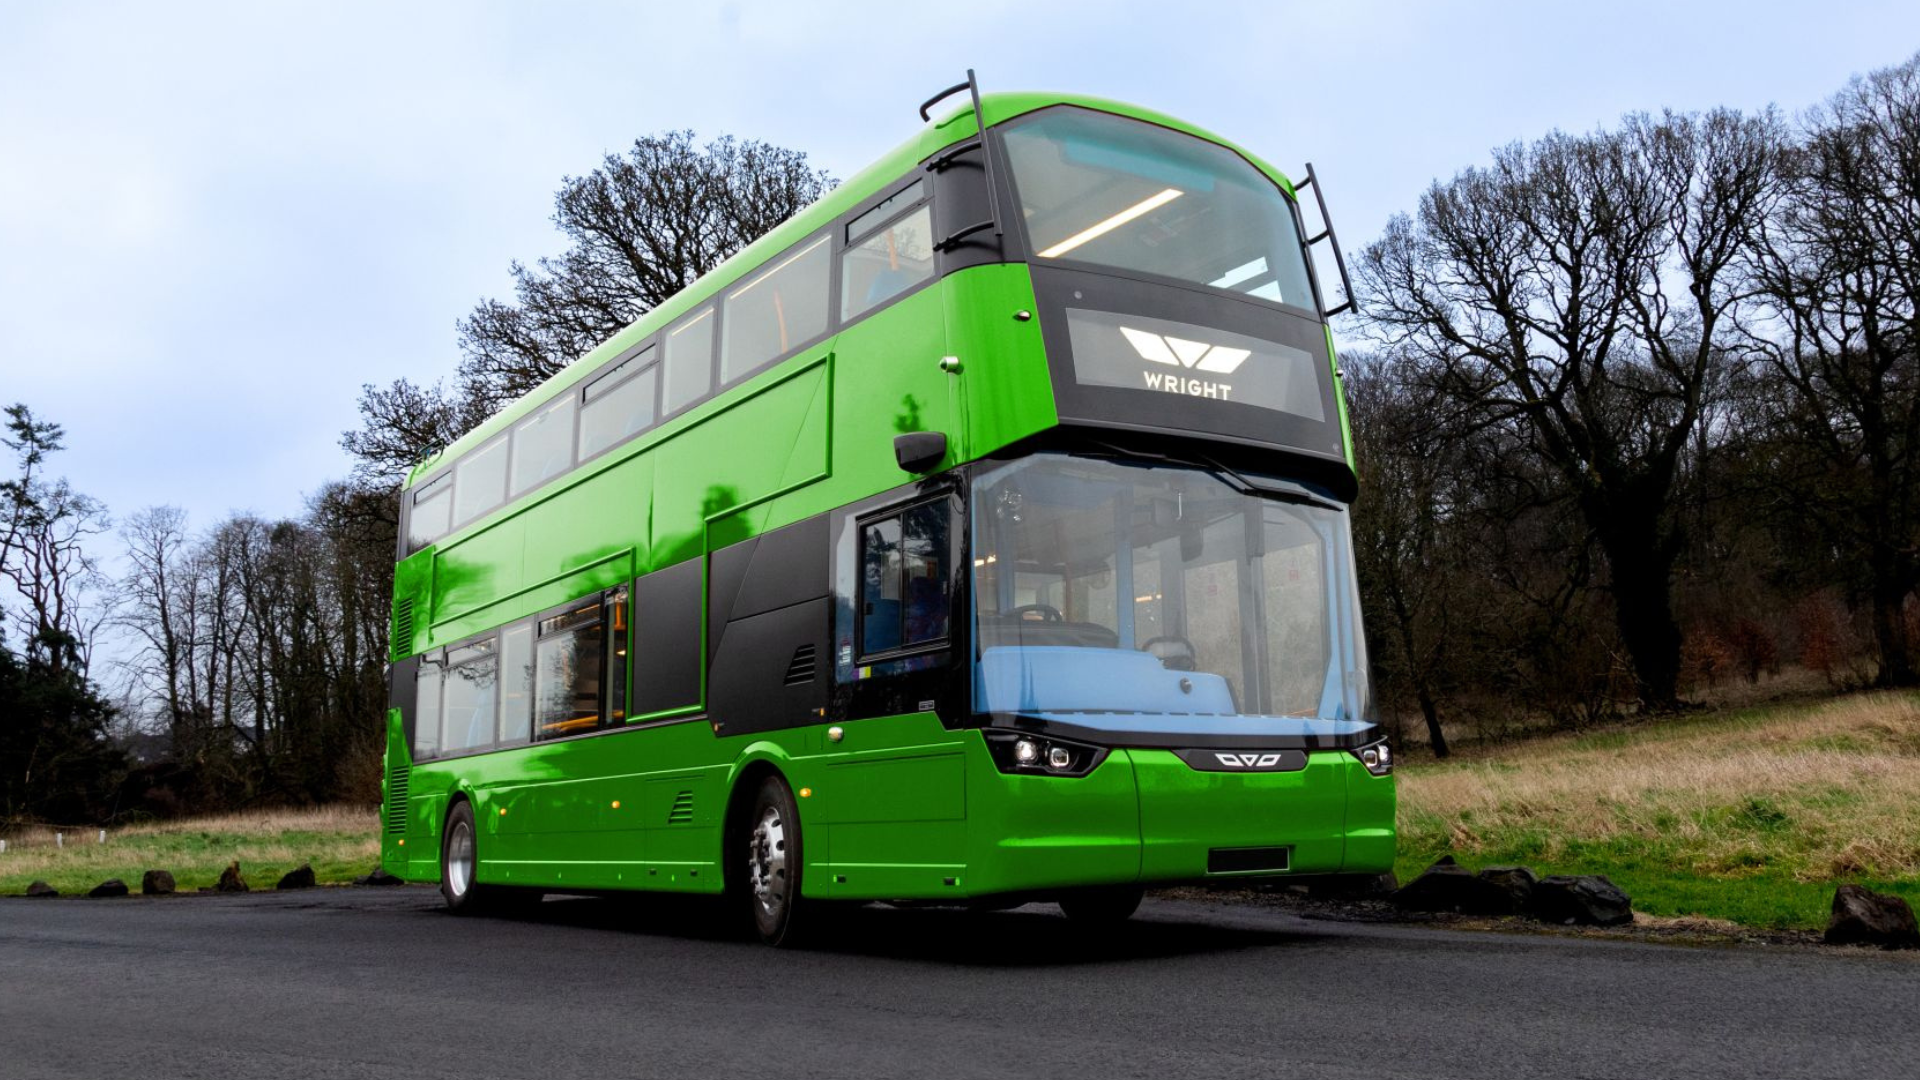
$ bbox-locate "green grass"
[1395,691,1920,930]
[1,807,379,897]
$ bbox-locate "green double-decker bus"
[382,77,1393,944]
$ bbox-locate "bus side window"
[858,499,951,657]
[533,601,607,740]
[510,397,576,497]
[663,307,715,416]
[442,638,499,753]
[453,436,509,527]
[722,234,830,383]
[408,472,452,552]
[499,624,534,743]
[578,347,659,461]
[841,204,934,321]
[413,654,444,761]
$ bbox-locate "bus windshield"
[1002,107,1316,309]
[971,454,1370,723]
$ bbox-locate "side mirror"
[894,431,947,474]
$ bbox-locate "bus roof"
[406,90,1298,487]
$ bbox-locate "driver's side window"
[858,500,951,658]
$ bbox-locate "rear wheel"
[1059,885,1144,926]
[742,775,806,946]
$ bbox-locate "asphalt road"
[2,887,1915,1080]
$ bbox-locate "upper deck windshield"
[1002,107,1316,310]
[972,454,1371,729]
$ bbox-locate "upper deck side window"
[452,436,509,528]
[579,345,660,462]
[397,166,944,560]
[721,234,831,383]
[511,396,576,497]
[842,179,934,321]
[663,306,716,416]
[408,472,452,552]
[1001,107,1315,311]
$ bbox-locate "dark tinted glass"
[1004,108,1314,308]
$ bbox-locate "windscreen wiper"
[1076,440,1343,511]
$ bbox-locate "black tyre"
[440,801,541,915]
[1059,885,1144,925]
[740,774,807,946]
[440,801,482,913]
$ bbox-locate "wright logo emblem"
[1120,327,1252,374]
[1121,326,1249,400]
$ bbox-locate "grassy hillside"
[1394,691,1920,929]
[1,806,378,896]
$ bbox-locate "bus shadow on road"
[470,893,1315,967]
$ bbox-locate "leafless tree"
[1357,110,1786,710]
[344,132,836,481]
[1746,53,1920,686]
[1,404,111,675]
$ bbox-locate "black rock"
[88,879,130,898]
[1477,865,1538,911]
[1532,875,1633,926]
[276,864,317,890]
[1392,858,1521,915]
[25,880,59,898]
[141,870,176,896]
[353,867,403,887]
[214,861,249,893]
[1825,884,1919,949]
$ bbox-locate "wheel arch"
[721,742,800,889]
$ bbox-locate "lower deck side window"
[534,589,628,740]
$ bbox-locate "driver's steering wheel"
[1140,634,1198,671]
[1010,603,1064,623]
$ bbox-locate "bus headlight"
[1352,739,1393,777]
[985,732,1106,778]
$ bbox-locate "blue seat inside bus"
[976,646,1236,715]
[865,268,918,307]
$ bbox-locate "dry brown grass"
[1398,692,1920,882]
[2,805,379,896]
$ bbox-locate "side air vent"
[385,766,410,836]
[390,598,415,661]
[784,644,817,686]
[667,790,695,825]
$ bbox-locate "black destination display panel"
[1031,264,1346,468]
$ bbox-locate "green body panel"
[384,711,1396,896]
[382,89,1388,902]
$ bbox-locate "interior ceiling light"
[1037,188,1183,259]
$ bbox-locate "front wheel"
[1059,885,1144,926]
[741,775,807,946]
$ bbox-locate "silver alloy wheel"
[748,805,788,915]
[446,819,474,899]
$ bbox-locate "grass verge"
[1,806,379,897]
[1395,691,1920,929]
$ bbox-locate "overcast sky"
[5,0,1919,535]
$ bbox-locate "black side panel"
[708,598,831,736]
[389,655,421,755]
[734,514,830,619]
[708,514,830,661]
[633,558,703,716]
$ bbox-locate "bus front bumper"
[961,744,1396,898]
